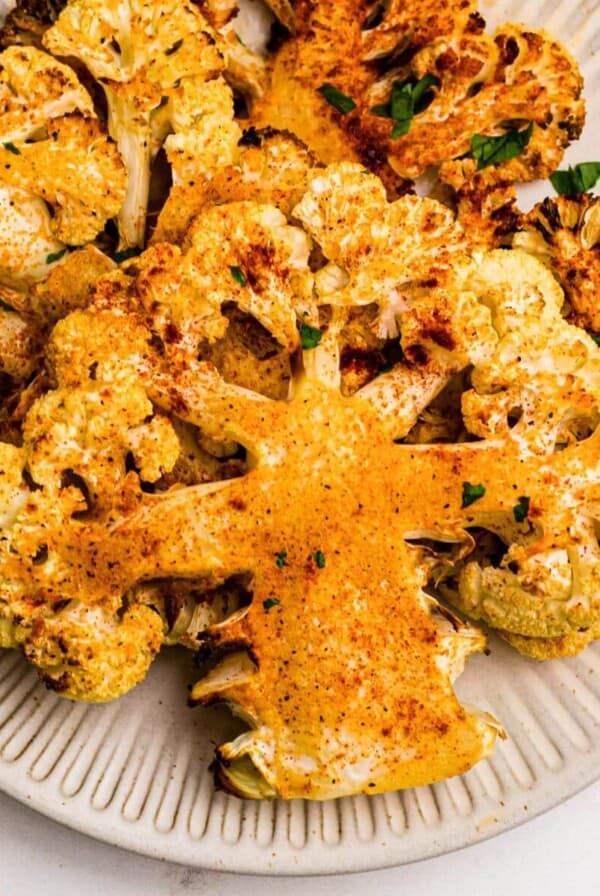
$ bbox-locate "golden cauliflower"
[0,0,597,805]
[0,173,510,795]
[513,194,600,333]
[0,152,598,795]
[153,127,318,246]
[0,328,182,699]
[0,45,126,247]
[44,0,240,248]
[251,1,583,192]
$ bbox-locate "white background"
[1,779,599,894]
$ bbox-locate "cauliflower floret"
[439,158,520,250]
[293,163,471,314]
[164,77,240,185]
[461,250,600,454]
[0,307,44,384]
[0,184,65,288]
[0,116,128,245]
[292,162,496,438]
[393,24,584,180]
[23,381,180,509]
[0,465,167,700]
[154,127,317,245]
[47,302,154,389]
[44,0,241,248]
[85,205,312,357]
[0,296,193,700]
[0,43,94,137]
[27,245,116,322]
[438,515,600,655]
[513,195,600,334]
[0,45,126,246]
[183,201,312,351]
[252,4,583,190]
[19,601,163,702]
[361,0,478,61]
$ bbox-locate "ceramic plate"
[1,0,600,875]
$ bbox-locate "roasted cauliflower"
[513,194,600,334]
[44,0,240,248]
[251,1,584,192]
[153,127,318,246]
[0,45,126,247]
[0,0,598,808]
[0,170,508,796]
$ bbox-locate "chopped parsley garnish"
[230,265,247,287]
[550,162,600,195]
[2,142,20,155]
[314,550,326,569]
[470,122,534,171]
[275,549,287,568]
[590,333,600,345]
[300,323,323,350]
[462,482,486,508]
[263,597,281,611]
[513,496,531,523]
[112,246,142,264]
[370,74,440,138]
[46,248,69,265]
[317,83,356,115]
[377,361,394,376]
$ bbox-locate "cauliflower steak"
[1,160,600,798]
[250,0,584,192]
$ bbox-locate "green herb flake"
[462,482,486,508]
[112,246,142,264]
[513,496,531,524]
[263,597,281,611]
[314,550,326,569]
[370,74,439,139]
[470,122,534,171]
[377,361,394,376]
[550,162,600,196]
[590,332,600,345]
[230,265,247,287]
[275,549,287,568]
[300,323,323,350]
[46,248,69,265]
[317,83,356,115]
[2,142,20,155]
[370,104,392,118]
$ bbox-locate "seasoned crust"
[251,2,584,191]
[153,127,318,245]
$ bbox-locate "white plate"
[1,0,600,876]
